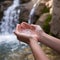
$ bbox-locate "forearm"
[39,32,60,53]
[29,39,49,60]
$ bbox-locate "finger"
[21,23,35,30]
[21,22,31,29]
[31,24,37,27]
[31,24,42,30]
[16,24,24,32]
[22,22,35,30]
[16,24,20,31]
[14,31,22,41]
[30,25,35,30]
[14,31,20,37]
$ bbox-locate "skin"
[38,32,60,53]
[29,39,49,60]
[31,24,60,53]
[14,22,49,60]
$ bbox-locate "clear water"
[28,0,41,24]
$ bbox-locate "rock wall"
[50,0,60,38]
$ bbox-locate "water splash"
[28,0,41,24]
[0,0,20,34]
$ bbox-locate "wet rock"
[31,3,49,23]
[42,44,60,60]
[6,48,33,60]
[45,0,53,14]
[18,0,34,23]
[50,0,60,38]
[0,1,12,21]
[0,0,5,3]
[19,5,30,23]
[0,7,3,21]
[36,13,50,27]
[20,0,31,4]
[0,1,12,10]
[35,3,46,17]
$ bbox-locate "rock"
[0,1,12,10]
[36,13,50,27]
[6,47,33,60]
[31,3,49,23]
[45,0,53,8]
[41,0,53,14]
[0,10,3,21]
[19,5,30,23]
[0,1,12,21]
[35,3,46,16]
[18,0,34,23]
[45,0,53,14]
[22,0,33,10]
[50,0,60,38]
[0,0,5,3]
[19,1,47,23]
[20,0,31,4]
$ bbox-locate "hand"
[14,22,39,44]
[30,24,44,40]
[31,24,43,33]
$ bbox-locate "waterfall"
[0,0,20,34]
[28,0,41,24]
[0,0,28,53]
[0,0,21,52]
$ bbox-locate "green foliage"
[42,6,49,14]
[43,14,52,34]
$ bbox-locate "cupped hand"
[14,22,39,44]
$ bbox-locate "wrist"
[29,38,38,45]
[38,30,46,42]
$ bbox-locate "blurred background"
[0,0,60,60]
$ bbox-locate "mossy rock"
[43,14,52,34]
[42,6,49,14]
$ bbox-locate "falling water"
[28,0,41,24]
[0,0,20,34]
[0,0,28,53]
[0,0,21,52]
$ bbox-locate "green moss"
[43,14,52,34]
[42,6,49,14]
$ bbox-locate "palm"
[14,22,38,43]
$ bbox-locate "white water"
[0,0,41,52]
[0,0,21,51]
[28,0,41,24]
[0,0,20,34]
